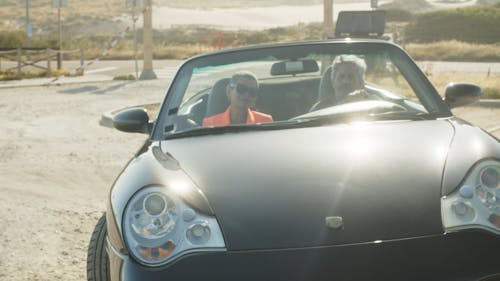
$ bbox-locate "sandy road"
[0,80,498,281]
[0,80,166,281]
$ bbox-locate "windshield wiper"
[165,123,279,139]
[369,111,437,120]
[165,117,339,139]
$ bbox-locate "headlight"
[123,186,226,266]
[442,160,500,234]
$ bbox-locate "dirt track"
[0,80,165,281]
[0,80,498,281]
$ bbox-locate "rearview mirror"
[270,59,319,76]
[112,107,152,134]
[444,83,482,108]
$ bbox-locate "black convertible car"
[87,14,500,281]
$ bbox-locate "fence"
[0,48,85,77]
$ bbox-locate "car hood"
[161,120,454,250]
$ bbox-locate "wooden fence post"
[57,49,62,70]
[17,48,22,77]
[47,48,52,76]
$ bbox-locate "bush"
[379,0,433,12]
[405,6,500,43]
[0,31,24,48]
[113,74,136,80]
[384,9,414,22]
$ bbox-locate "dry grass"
[405,40,500,62]
[78,44,216,60]
[427,72,500,99]
[0,68,76,80]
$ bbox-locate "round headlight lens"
[480,166,499,189]
[124,187,181,264]
[130,192,178,241]
[144,194,166,216]
[123,185,226,266]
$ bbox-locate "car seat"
[205,78,230,118]
[310,66,337,111]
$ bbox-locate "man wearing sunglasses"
[203,71,273,126]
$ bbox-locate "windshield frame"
[151,40,451,141]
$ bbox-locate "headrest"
[318,66,336,102]
[205,78,230,118]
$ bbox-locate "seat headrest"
[205,78,230,118]
[318,66,335,102]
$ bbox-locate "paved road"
[2,60,498,81]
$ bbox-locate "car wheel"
[87,213,110,281]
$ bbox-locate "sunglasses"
[231,83,259,98]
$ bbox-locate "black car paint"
[107,118,499,254]
[441,118,500,195]
[160,120,452,250]
[109,230,500,281]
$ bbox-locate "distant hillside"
[380,0,435,12]
[477,0,500,5]
[405,5,500,43]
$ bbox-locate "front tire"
[87,213,110,281]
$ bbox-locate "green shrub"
[405,6,500,43]
[379,0,433,12]
[384,9,414,22]
[0,31,24,48]
[484,87,500,99]
[113,74,136,80]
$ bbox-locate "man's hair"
[330,55,367,78]
[230,71,259,87]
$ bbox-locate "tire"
[87,213,111,281]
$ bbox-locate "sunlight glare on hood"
[434,145,448,162]
[170,180,191,197]
[472,138,484,155]
[344,122,374,158]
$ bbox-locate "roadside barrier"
[0,48,84,77]
[45,6,147,85]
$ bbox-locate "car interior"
[174,54,427,131]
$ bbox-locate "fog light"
[187,222,211,245]
[452,201,474,220]
[480,167,499,189]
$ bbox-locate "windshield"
[153,42,448,140]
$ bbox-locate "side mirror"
[112,107,151,134]
[444,82,482,108]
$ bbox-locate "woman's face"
[227,77,259,110]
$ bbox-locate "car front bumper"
[107,230,500,281]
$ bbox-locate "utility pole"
[322,0,334,73]
[52,0,68,70]
[323,0,334,39]
[132,1,139,79]
[140,0,157,80]
[127,0,141,78]
[58,4,62,69]
[25,0,31,48]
